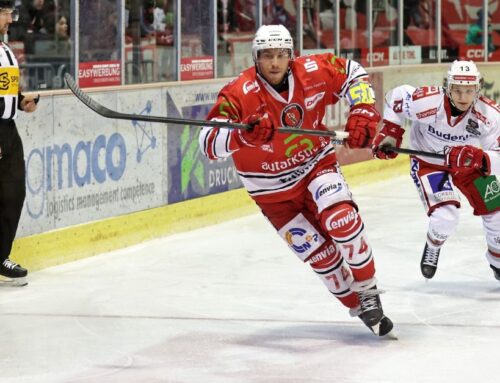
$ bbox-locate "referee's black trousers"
[0,120,26,263]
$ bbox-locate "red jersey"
[199,53,376,203]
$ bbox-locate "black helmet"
[0,1,14,8]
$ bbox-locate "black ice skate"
[351,280,396,338]
[491,265,500,282]
[420,243,441,279]
[0,259,28,286]
[357,285,384,327]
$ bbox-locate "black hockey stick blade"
[64,73,348,141]
[381,145,445,159]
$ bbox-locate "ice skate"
[0,259,28,287]
[351,279,396,338]
[491,265,500,282]
[420,242,441,279]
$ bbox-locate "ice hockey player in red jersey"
[199,24,394,337]
[373,60,500,282]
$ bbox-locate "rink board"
[13,156,407,271]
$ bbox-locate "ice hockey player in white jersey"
[372,60,500,282]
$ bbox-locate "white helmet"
[446,60,482,93]
[252,24,294,62]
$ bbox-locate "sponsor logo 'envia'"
[315,183,341,199]
[330,210,356,229]
[309,244,336,263]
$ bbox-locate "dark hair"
[0,0,14,8]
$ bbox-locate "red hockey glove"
[345,104,380,149]
[232,113,274,148]
[372,120,405,159]
[445,145,488,173]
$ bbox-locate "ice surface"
[1,176,498,383]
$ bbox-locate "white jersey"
[384,85,500,175]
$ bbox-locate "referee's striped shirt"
[0,41,19,120]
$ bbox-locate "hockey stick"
[64,73,348,141]
[380,145,445,160]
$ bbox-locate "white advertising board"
[18,88,166,237]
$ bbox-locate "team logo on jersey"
[281,103,304,128]
[465,119,481,136]
[243,80,260,94]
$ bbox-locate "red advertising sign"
[360,47,389,67]
[180,56,214,81]
[78,61,121,87]
[459,45,500,61]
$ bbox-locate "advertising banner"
[458,46,500,61]
[78,61,121,87]
[360,47,390,67]
[18,89,165,237]
[389,46,422,65]
[166,82,243,203]
[180,57,214,81]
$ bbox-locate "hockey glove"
[232,113,274,148]
[372,120,405,159]
[345,104,380,149]
[445,145,488,173]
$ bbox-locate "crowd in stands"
[5,0,498,90]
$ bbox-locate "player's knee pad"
[308,241,354,298]
[428,204,460,244]
[320,203,373,271]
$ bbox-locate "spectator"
[389,0,430,45]
[54,13,70,56]
[11,0,53,54]
[218,0,238,33]
[264,0,296,32]
[466,8,495,52]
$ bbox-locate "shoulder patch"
[412,86,441,101]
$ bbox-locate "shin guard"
[320,203,375,281]
[308,241,359,309]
